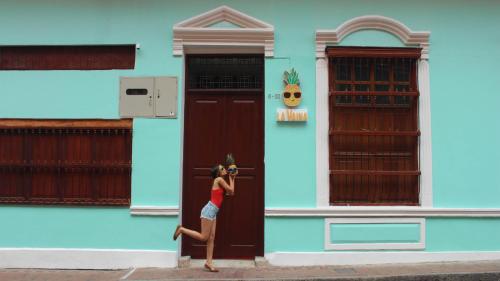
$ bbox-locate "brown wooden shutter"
[328,47,421,205]
[0,45,135,70]
[0,119,132,206]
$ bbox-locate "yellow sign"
[276,108,308,122]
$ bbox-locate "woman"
[173,164,236,272]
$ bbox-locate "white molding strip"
[266,207,500,217]
[182,46,264,55]
[0,248,177,269]
[129,206,500,217]
[265,251,500,266]
[324,218,425,250]
[315,15,433,208]
[418,56,433,207]
[173,5,274,57]
[130,205,179,216]
[315,56,330,207]
[130,206,500,218]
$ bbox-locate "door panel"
[182,95,225,255]
[221,95,263,257]
[182,92,264,259]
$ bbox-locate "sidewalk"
[1,260,500,281]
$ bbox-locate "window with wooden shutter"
[0,119,132,206]
[328,47,421,205]
[0,45,135,70]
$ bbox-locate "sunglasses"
[283,92,301,98]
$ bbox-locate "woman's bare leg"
[179,218,213,241]
[206,219,217,266]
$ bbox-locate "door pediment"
[173,5,274,57]
[207,20,244,29]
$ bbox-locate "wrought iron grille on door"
[187,55,264,90]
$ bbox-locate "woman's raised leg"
[179,218,213,241]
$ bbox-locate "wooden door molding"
[181,55,264,258]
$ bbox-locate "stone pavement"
[1,260,500,281]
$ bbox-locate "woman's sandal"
[204,263,219,272]
[173,225,182,241]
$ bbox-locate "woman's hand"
[227,173,236,196]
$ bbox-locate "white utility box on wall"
[120,76,178,118]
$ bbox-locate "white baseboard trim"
[130,205,179,216]
[0,248,177,269]
[265,251,500,266]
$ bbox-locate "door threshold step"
[188,259,256,268]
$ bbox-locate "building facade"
[1,0,500,269]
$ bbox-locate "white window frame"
[315,15,432,207]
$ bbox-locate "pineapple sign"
[283,68,302,107]
[277,68,308,122]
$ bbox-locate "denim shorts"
[200,201,219,220]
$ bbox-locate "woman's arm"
[227,175,235,195]
[216,176,235,195]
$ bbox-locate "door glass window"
[187,55,264,90]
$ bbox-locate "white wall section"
[0,248,177,269]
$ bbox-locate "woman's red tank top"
[210,187,224,208]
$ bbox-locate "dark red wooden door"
[181,90,264,259]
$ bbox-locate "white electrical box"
[120,76,178,118]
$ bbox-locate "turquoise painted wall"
[0,206,178,250]
[265,218,324,252]
[265,217,500,252]
[131,119,180,206]
[329,223,421,244]
[1,0,499,251]
[339,30,405,48]
[426,218,500,251]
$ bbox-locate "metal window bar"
[329,54,420,205]
[188,55,264,89]
[0,126,132,205]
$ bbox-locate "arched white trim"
[315,15,433,209]
[316,15,430,58]
[173,5,274,57]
